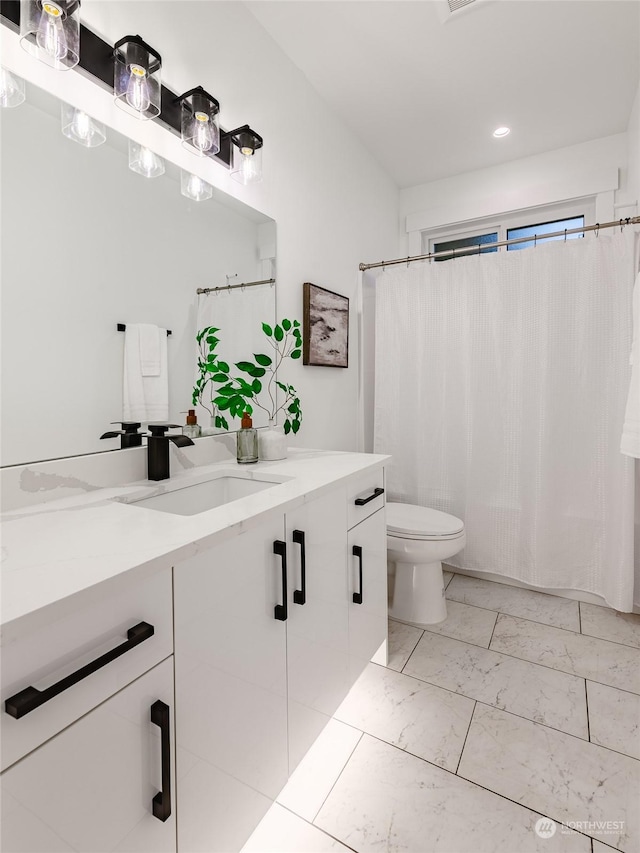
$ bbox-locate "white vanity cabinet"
[173,469,386,852]
[284,487,350,771]
[1,657,176,853]
[173,513,290,853]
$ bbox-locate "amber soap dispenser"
[237,412,258,464]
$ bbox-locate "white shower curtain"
[374,230,637,611]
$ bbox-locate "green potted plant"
[212,319,303,459]
[191,326,232,433]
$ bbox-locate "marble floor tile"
[314,734,590,853]
[242,804,351,853]
[490,615,640,694]
[276,719,362,822]
[403,631,588,738]
[424,598,497,647]
[447,574,580,631]
[386,619,423,672]
[580,603,640,649]
[334,662,475,771]
[458,704,640,853]
[586,681,640,760]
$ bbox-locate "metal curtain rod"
[196,278,275,295]
[359,217,640,272]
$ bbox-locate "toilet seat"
[386,502,464,541]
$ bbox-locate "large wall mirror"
[1,82,276,467]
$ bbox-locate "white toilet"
[387,502,466,626]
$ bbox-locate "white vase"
[259,419,287,461]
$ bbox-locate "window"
[506,216,584,251]
[433,232,498,262]
[421,201,592,262]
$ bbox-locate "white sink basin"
[126,474,284,517]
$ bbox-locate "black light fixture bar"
[0,1,236,168]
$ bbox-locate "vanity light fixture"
[114,35,161,120]
[0,68,26,107]
[178,87,220,157]
[181,170,213,202]
[128,140,165,178]
[19,0,80,70]
[61,102,105,147]
[492,126,511,138]
[226,126,263,185]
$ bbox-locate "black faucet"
[146,424,194,481]
[100,422,144,449]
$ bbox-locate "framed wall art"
[302,282,349,368]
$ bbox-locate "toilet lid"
[386,502,464,538]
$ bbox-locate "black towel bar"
[117,324,172,336]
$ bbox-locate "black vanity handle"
[354,487,385,506]
[151,700,172,822]
[274,540,288,621]
[292,530,307,605]
[5,622,155,719]
[352,545,363,604]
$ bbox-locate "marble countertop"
[1,449,387,636]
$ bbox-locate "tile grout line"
[277,803,360,853]
[454,699,477,775]
[398,628,425,675]
[396,617,640,695]
[579,600,583,634]
[445,594,580,634]
[358,732,601,849]
[584,678,591,742]
[308,729,365,826]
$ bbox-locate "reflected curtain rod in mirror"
[0,1,264,177]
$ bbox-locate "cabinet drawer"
[347,467,385,530]
[1,566,173,771]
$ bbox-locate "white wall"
[1,1,399,456]
[399,133,629,253]
[626,80,640,214]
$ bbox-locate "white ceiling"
[246,0,640,188]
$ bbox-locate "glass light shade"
[230,142,262,185]
[179,88,220,157]
[61,103,106,147]
[20,0,80,70]
[114,36,161,120]
[181,170,213,202]
[0,68,26,108]
[128,140,165,178]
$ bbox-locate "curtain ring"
[620,218,624,232]
[595,223,600,237]
[534,233,537,247]
[406,256,410,268]
[564,229,567,242]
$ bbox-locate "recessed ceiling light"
[493,126,511,138]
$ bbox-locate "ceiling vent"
[436,0,490,24]
[448,0,476,12]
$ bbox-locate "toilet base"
[388,560,447,626]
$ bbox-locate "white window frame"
[421,197,597,257]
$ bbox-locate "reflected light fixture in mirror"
[61,103,105,147]
[114,35,162,120]
[181,170,213,202]
[179,87,220,157]
[229,126,263,185]
[0,68,26,108]
[20,0,80,70]
[128,140,165,178]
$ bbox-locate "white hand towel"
[138,323,161,376]
[621,271,640,457]
[123,324,169,422]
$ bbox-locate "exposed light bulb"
[36,2,68,61]
[193,111,215,153]
[239,148,259,183]
[181,170,213,201]
[126,64,151,113]
[0,68,25,108]
[72,109,91,141]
